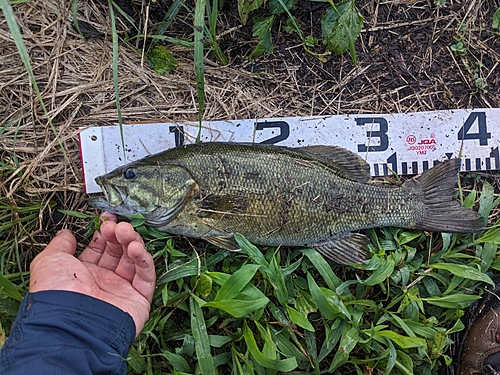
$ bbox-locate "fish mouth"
[88,176,133,216]
[95,176,125,207]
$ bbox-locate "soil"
[93,0,500,114]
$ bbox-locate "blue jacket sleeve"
[0,290,136,375]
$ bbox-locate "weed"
[0,179,55,339]
[451,23,468,56]
[465,62,489,95]
[146,46,178,75]
[449,22,489,96]
[2,1,500,373]
[493,7,500,35]
[451,40,467,56]
[242,0,363,63]
[0,0,66,159]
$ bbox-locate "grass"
[0,0,66,160]
[108,0,126,161]
[0,172,55,343]
[119,184,498,374]
[1,0,500,374]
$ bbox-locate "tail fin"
[409,159,485,233]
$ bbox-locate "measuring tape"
[80,108,500,194]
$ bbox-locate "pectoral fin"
[204,233,241,251]
[310,233,370,265]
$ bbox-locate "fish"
[88,142,485,265]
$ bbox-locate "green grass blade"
[307,277,335,320]
[161,350,192,373]
[158,260,200,284]
[234,236,288,303]
[0,117,18,137]
[108,0,125,160]
[235,233,269,267]
[329,326,359,371]
[243,320,298,372]
[304,329,320,375]
[194,0,206,142]
[0,0,67,158]
[269,253,288,304]
[208,0,217,37]
[302,248,341,289]
[71,0,83,36]
[275,0,302,39]
[207,271,268,300]
[422,294,481,308]
[285,305,314,332]
[0,273,22,301]
[140,33,193,48]
[150,0,184,50]
[190,295,215,375]
[374,330,426,349]
[429,262,494,286]
[204,298,269,318]
[214,264,261,301]
[205,0,228,65]
[357,254,395,286]
[110,1,139,32]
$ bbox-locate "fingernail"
[56,230,63,236]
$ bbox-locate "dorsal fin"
[295,145,371,183]
[235,143,371,183]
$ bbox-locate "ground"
[0,0,499,373]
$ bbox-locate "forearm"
[0,290,136,375]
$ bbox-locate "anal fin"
[310,233,370,265]
[204,233,241,251]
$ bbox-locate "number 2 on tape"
[255,121,290,144]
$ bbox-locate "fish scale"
[89,142,484,265]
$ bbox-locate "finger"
[94,220,125,271]
[95,221,143,275]
[78,213,118,264]
[128,241,156,304]
[100,211,117,223]
[78,229,108,264]
[40,229,77,256]
[112,222,145,281]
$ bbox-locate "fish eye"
[123,168,136,180]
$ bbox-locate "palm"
[84,262,151,324]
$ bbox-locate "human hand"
[29,213,156,337]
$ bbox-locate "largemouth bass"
[89,143,484,264]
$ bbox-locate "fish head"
[89,161,198,226]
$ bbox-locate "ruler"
[80,108,500,194]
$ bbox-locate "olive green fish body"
[90,143,484,264]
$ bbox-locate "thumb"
[41,229,78,256]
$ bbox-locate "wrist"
[1,291,136,375]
